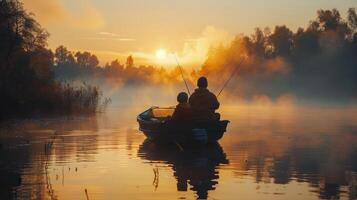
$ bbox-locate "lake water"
[0,105,356,200]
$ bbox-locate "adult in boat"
[189,76,220,121]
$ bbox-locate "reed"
[57,82,101,114]
[152,167,159,190]
[85,189,90,200]
[0,80,106,119]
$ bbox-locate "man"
[189,76,220,121]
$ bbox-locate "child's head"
[177,92,188,103]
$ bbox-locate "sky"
[23,0,357,67]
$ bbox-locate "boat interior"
[140,107,175,121]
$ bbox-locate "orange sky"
[23,0,357,68]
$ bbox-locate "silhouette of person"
[171,92,191,121]
[189,77,220,121]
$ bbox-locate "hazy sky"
[23,0,357,67]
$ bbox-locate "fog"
[2,1,357,119]
[52,8,357,107]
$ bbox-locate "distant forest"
[200,8,357,103]
[1,0,357,119]
[53,8,357,103]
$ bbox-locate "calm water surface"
[0,105,356,200]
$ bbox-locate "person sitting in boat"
[189,76,220,121]
[171,92,192,121]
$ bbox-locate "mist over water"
[99,83,356,108]
[1,2,357,200]
[0,104,356,200]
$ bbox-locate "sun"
[155,49,167,60]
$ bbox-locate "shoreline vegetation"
[1,0,357,119]
[0,0,109,120]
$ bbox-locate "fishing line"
[216,58,245,98]
[172,53,191,96]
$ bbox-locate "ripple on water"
[0,106,356,200]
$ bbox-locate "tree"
[251,28,267,57]
[29,47,54,82]
[348,8,357,33]
[126,55,134,68]
[110,59,124,70]
[0,0,49,68]
[317,9,341,31]
[75,51,99,68]
[292,27,320,60]
[0,0,54,116]
[268,25,293,57]
[104,59,124,77]
[54,46,75,65]
[316,9,350,38]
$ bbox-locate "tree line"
[53,8,357,103]
[0,0,102,119]
[199,8,357,102]
[53,46,185,86]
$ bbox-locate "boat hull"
[137,107,229,143]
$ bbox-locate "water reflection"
[138,140,229,199]
[0,106,356,200]
[0,115,101,199]
[220,106,357,199]
[0,150,22,199]
[227,139,357,199]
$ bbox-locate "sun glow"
[155,49,167,60]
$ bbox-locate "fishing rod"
[173,53,191,96]
[216,58,245,98]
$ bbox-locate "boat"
[137,107,229,143]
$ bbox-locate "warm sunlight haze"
[1,0,357,200]
[20,0,357,67]
[155,49,167,60]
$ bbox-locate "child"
[171,92,191,121]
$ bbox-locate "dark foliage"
[0,0,102,119]
[199,8,357,102]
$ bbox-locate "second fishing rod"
[172,53,245,98]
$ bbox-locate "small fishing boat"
[137,107,229,143]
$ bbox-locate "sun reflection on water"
[0,105,356,200]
